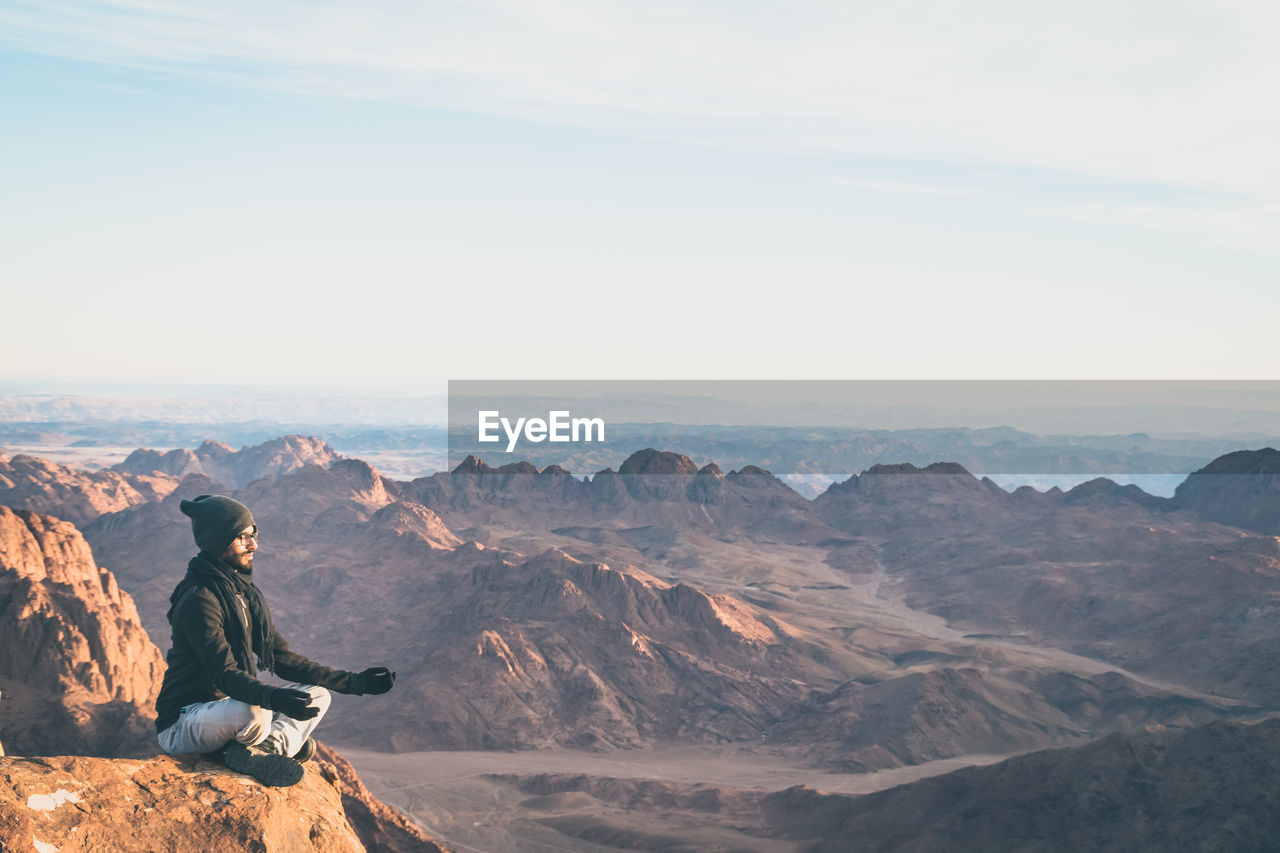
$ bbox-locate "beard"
[222,549,255,572]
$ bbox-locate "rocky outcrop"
[0,751,448,852]
[0,506,164,757]
[1172,447,1280,534]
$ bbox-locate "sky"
[3,0,1278,394]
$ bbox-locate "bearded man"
[155,494,395,786]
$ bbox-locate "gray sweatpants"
[157,682,330,758]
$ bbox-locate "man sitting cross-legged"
[155,494,395,786]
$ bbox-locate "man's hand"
[357,666,396,695]
[271,688,320,720]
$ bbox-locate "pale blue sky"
[3,1,1277,393]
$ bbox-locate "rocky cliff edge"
[0,749,448,853]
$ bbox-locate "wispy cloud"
[1044,200,1280,257]
[826,176,985,198]
[5,0,1280,205]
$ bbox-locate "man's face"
[221,525,258,570]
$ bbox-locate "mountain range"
[3,434,1279,850]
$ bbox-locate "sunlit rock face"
[0,748,448,853]
[0,505,164,757]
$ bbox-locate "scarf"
[168,554,276,677]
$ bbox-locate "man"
[155,494,395,787]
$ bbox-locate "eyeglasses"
[235,530,260,545]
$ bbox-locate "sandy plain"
[339,745,1010,852]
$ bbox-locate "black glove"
[354,666,396,695]
[270,687,320,720]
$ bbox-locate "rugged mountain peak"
[861,461,974,477]
[251,434,336,458]
[171,472,227,495]
[196,439,234,457]
[1188,447,1280,476]
[415,545,807,751]
[819,460,992,498]
[0,507,164,756]
[331,457,386,495]
[697,463,725,479]
[369,502,463,549]
[497,460,540,475]
[508,548,779,648]
[1063,477,1166,511]
[233,458,398,534]
[0,453,174,524]
[520,547,589,575]
[619,448,700,476]
[0,750,447,853]
[726,465,792,492]
[115,447,203,479]
[112,436,342,491]
[452,454,490,475]
[1172,447,1280,534]
[210,435,342,488]
[813,459,1014,539]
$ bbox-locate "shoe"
[293,737,317,763]
[257,733,315,762]
[223,741,305,787]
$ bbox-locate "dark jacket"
[155,569,358,733]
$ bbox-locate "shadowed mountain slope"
[803,718,1280,853]
[1171,447,1280,535]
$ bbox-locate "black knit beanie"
[179,494,255,556]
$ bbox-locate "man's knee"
[233,703,275,746]
[298,684,331,713]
